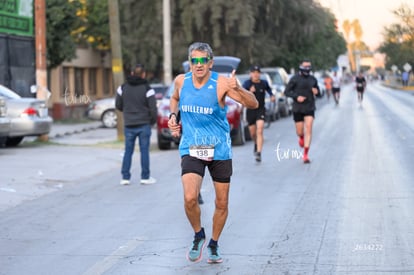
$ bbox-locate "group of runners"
[324,71,367,105]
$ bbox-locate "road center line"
[82,237,145,275]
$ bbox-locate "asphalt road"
[0,81,414,274]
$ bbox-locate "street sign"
[391,65,398,72]
[0,0,34,37]
[403,63,411,72]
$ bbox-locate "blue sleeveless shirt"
[179,71,232,160]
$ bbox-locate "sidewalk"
[381,80,414,94]
[42,120,158,147]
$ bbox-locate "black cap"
[250,65,261,72]
[132,63,146,76]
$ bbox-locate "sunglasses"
[190,57,211,65]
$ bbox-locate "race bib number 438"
[189,145,214,161]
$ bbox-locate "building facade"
[49,47,114,120]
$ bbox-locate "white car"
[87,83,168,128]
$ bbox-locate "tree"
[379,4,414,69]
[44,0,345,77]
[79,0,110,51]
[342,19,356,72]
[119,0,165,78]
[46,0,110,69]
[276,1,346,71]
[340,19,373,72]
[46,0,83,69]
[117,0,345,75]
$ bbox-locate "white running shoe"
[120,179,130,185]
[140,177,156,185]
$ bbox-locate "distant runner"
[355,71,367,104]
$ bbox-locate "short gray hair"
[188,42,214,59]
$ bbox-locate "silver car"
[0,85,53,147]
[0,96,11,138]
[87,97,117,128]
[261,67,293,117]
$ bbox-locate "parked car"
[157,56,247,150]
[156,85,180,149]
[260,67,292,117]
[87,97,117,128]
[151,83,169,102]
[236,72,279,122]
[316,77,326,98]
[87,83,168,128]
[0,96,11,140]
[0,85,53,147]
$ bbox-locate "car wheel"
[279,104,289,117]
[244,125,251,141]
[157,134,171,150]
[0,137,6,147]
[275,111,280,120]
[232,120,245,146]
[271,106,278,121]
[5,136,24,147]
[102,110,117,128]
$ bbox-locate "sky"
[317,0,411,50]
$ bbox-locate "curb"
[49,123,103,139]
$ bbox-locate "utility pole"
[34,0,48,141]
[108,0,125,140]
[35,0,47,96]
[163,0,172,85]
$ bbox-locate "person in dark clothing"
[115,64,158,185]
[355,71,367,104]
[284,59,319,163]
[242,65,275,162]
[331,71,341,105]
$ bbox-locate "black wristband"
[169,112,177,119]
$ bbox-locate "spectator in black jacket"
[115,64,158,185]
[284,59,319,163]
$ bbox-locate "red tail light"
[23,107,38,116]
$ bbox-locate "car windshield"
[0,85,21,99]
[173,56,241,100]
[266,72,283,85]
[182,56,240,74]
[211,64,237,73]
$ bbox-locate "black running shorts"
[246,108,265,126]
[293,111,315,122]
[332,87,340,93]
[181,155,233,183]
